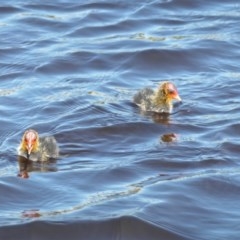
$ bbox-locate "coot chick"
[17,129,59,162]
[133,81,181,113]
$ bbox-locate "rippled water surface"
[1,0,240,239]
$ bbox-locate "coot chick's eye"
[168,90,175,94]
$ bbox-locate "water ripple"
[1,0,240,239]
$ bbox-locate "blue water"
[1,1,240,239]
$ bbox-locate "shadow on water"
[0,216,191,240]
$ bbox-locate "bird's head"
[20,129,39,159]
[160,81,181,103]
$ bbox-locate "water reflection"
[17,156,57,178]
[151,112,171,124]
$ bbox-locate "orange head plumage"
[20,129,39,158]
[157,81,181,104]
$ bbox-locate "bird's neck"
[153,89,171,107]
[19,141,40,153]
